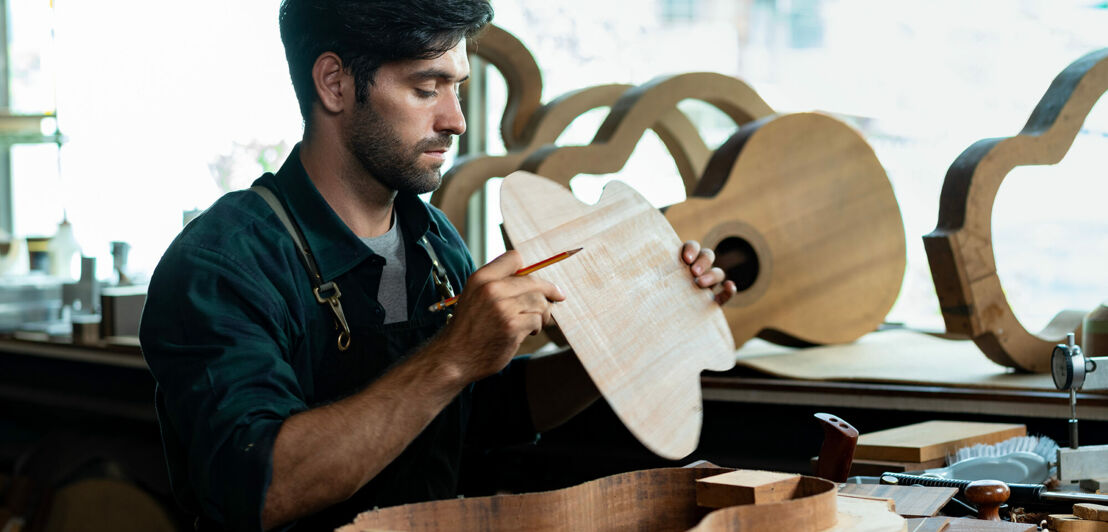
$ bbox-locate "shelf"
[0,112,64,145]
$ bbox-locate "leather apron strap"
[252,185,352,351]
[251,185,458,348]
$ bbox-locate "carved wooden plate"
[340,467,841,532]
[500,172,735,460]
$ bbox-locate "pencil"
[428,247,583,312]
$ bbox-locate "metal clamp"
[314,281,351,351]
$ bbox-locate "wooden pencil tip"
[568,247,584,255]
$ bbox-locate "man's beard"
[346,102,452,195]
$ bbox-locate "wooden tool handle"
[814,412,859,482]
[964,479,1010,521]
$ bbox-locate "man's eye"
[415,88,437,98]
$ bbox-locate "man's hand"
[681,240,736,306]
[433,250,566,381]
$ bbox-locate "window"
[2,0,1105,336]
[4,1,305,282]
[483,0,1108,333]
[660,0,698,23]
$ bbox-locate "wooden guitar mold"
[521,72,775,188]
[449,31,748,357]
[665,112,906,347]
[435,71,773,242]
[465,24,542,150]
[500,173,734,460]
[339,467,845,532]
[433,83,709,239]
[923,48,1108,372]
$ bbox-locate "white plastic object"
[918,451,1050,484]
[47,219,81,281]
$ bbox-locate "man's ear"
[312,52,349,114]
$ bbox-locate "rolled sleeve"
[142,244,306,531]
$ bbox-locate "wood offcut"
[854,421,1026,463]
[695,470,802,508]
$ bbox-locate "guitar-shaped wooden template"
[666,112,906,347]
[924,48,1108,372]
[500,172,735,460]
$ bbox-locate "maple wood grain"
[500,172,734,460]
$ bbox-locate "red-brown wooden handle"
[965,479,1010,521]
[814,412,859,483]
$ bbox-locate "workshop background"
[0,0,1106,530]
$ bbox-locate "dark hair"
[279,0,494,122]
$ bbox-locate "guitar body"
[340,467,843,532]
[666,112,906,347]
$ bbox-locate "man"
[140,1,736,530]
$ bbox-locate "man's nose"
[435,91,466,136]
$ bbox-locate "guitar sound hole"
[715,237,759,292]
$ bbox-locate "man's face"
[346,39,469,195]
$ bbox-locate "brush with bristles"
[948,435,1059,466]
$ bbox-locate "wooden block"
[100,284,147,338]
[695,470,801,508]
[1080,478,1108,493]
[942,520,1037,531]
[1060,445,1108,482]
[810,455,948,477]
[855,421,1026,462]
[839,484,957,518]
[1075,503,1108,522]
[906,517,951,532]
[1049,514,1108,532]
[826,494,906,532]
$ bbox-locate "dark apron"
[244,183,467,531]
[293,311,468,531]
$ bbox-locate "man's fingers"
[516,289,555,312]
[691,248,716,277]
[681,242,736,307]
[516,313,544,337]
[715,280,737,306]
[490,275,564,302]
[540,279,566,302]
[471,253,567,303]
[472,250,525,282]
[487,278,562,321]
[695,265,726,288]
[682,240,701,265]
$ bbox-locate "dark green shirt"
[140,146,535,531]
